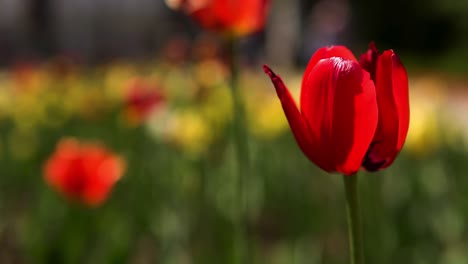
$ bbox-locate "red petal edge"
[263,65,332,171]
[358,41,379,82]
[363,50,409,171]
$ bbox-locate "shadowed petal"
[363,50,409,171]
[359,41,379,82]
[301,58,378,175]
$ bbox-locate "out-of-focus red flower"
[44,138,126,207]
[124,79,165,125]
[192,34,222,61]
[264,42,409,175]
[161,36,191,65]
[46,55,78,80]
[11,61,42,93]
[166,0,270,37]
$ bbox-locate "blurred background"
[0,0,468,263]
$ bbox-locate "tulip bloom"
[124,79,165,125]
[44,138,126,206]
[166,0,270,37]
[263,43,409,175]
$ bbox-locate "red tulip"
[263,43,409,175]
[44,138,126,206]
[124,79,165,125]
[166,0,270,37]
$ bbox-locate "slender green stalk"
[227,38,249,174]
[367,174,385,263]
[343,175,365,264]
[226,37,250,264]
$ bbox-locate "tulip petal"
[189,0,269,36]
[43,138,125,207]
[84,156,125,206]
[363,50,409,170]
[301,46,357,111]
[358,41,379,82]
[263,65,331,171]
[301,58,378,175]
[234,0,270,35]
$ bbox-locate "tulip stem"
[226,37,250,264]
[343,175,365,264]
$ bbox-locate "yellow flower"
[243,70,300,139]
[11,92,46,132]
[103,62,138,103]
[248,95,288,139]
[404,76,447,155]
[193,59,228,88]
[170,110,213,156]
[198,84,232,130]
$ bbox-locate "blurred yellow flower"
[11,92,47,132]
[103,62,138,103]
[170,110,211,155]
[242,69,299,140]
[404,76,448,155]
[405,98,440,155]
[76,88,110,120]
[247,95,288,139]
[198,84,232,130]
[162,67,198,102]
[0,76,13,120]
[193,59,228,88]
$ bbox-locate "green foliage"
[0,62,465,263]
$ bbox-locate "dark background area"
[0,0,465,70]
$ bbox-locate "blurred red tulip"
[124,79,165,125]
[166,0,270,37]
[44,138,126,207]
[264,43,409,175]
[11,61,41,92]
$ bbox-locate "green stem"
[343,175,365,264]
[367,174,384,263]
[226,37,250,264]
[227,38,249,170]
